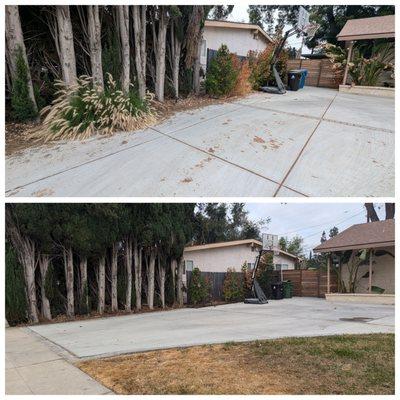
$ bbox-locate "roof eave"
[337,32,395,41]
[314,241,395,253]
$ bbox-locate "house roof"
[205,19,273,43]
[337,15,395,41]
[184,239,300,260]
[314,220,395,253]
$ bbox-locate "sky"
[228,3,309,50]
[245,203,387,256]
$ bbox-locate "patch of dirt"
[180,177,193,184]
[79,334,394,395]
[5,122,48,156]
[32,187,55,197]
[253,135,266,144]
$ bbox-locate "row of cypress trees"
[6,204,194,325]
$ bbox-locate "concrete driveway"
[27,298,394,359]
[6,87,394,197]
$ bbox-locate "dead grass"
[78,333,394,395]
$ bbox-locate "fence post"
[299,269,303,297]
[317,60,322,87]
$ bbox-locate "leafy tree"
[329,227,339,238]
[10,46,38,121]
[279,235,304,257]
[222,268,243,302]
[188,267,210,305]
[205,44,239,97]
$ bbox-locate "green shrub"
[223,268,243,302]
[188,267,210,305]
[10,46,38,122]
[205,44,239,97]
[256,252,275,298]
[5,243,28,326]
[37,73,157,141]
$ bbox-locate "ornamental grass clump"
[35,73,157,141]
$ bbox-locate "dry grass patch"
[79,333,394,395]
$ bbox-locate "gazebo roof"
[314,219,395,253]
[337,15,395,41]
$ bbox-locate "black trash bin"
[270,282,284,300]
[287,70,302,91]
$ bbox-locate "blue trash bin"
[299,69,308,89]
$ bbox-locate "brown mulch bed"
[79,334,394,395]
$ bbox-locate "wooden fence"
[287,59,341,89]
[280,269,338,298]
[186,269,337,302]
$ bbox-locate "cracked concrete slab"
[9,136,279,197]
[161,105,319,183]
[28,298,394,359]
[5,328,111,395]
[282,120,395,197]
[5,87,394,197]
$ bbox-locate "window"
[282,264,289,270]
[275,264,282,271]
[185,260,194,273]
[247,262,254,271]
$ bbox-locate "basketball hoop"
[302,23,320,40]
[262,233,278,251]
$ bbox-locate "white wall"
[183,245,296,273]
[183,244,259,273]
[340,246,395,294]
[201,26,269,68]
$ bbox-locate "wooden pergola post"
[369,249,373,293]
[327,254,331,294]
[342,41,354,85]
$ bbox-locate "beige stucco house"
[314,219,395,300]
[201,20,273,70]
[183,239,300,275]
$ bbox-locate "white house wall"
[183,245,296,273]
[183,244,259,273]
[340,246,395,294]
[201,26,269,67]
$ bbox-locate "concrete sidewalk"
[6,87,394,197]
[5,327,112,395]
[28,298,394,359]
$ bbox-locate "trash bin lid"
[288,69,302,73]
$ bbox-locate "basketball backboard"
[262,233,279,251]
[297,6,310,32]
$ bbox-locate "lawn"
[78,333,394,395]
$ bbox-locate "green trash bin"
[283,280,293,298]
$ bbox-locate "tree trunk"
[177,259,184,306]
[193,37,202,94]
[64,247,74,318]
[365,203,380,222]
[170,21,181,98]
[125,237,133,311]
[385,203,395,220]
[39,255,51,320]
[56,6,77,86]
[170,258,177,304]
[111,243,118,312]
[157,256,166,308]
[5,5,37,111]
[118,5,130,93]
[134,241,142,310]
[79,256,88,312]
[87,5,103,89]
[147,251,156,309]
[6,208,39,323]
[98,256,106,314]
[132,5,147,99]
[152,8,168,101]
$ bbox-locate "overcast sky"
[228,3,308,50]
[245,203,386,256]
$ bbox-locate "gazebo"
[314,220,395,303]
[337,14,395,86]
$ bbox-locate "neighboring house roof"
[184,239,300,260]
[205,19,273,43]
[337,15,395,41]
[314,220,395,253]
